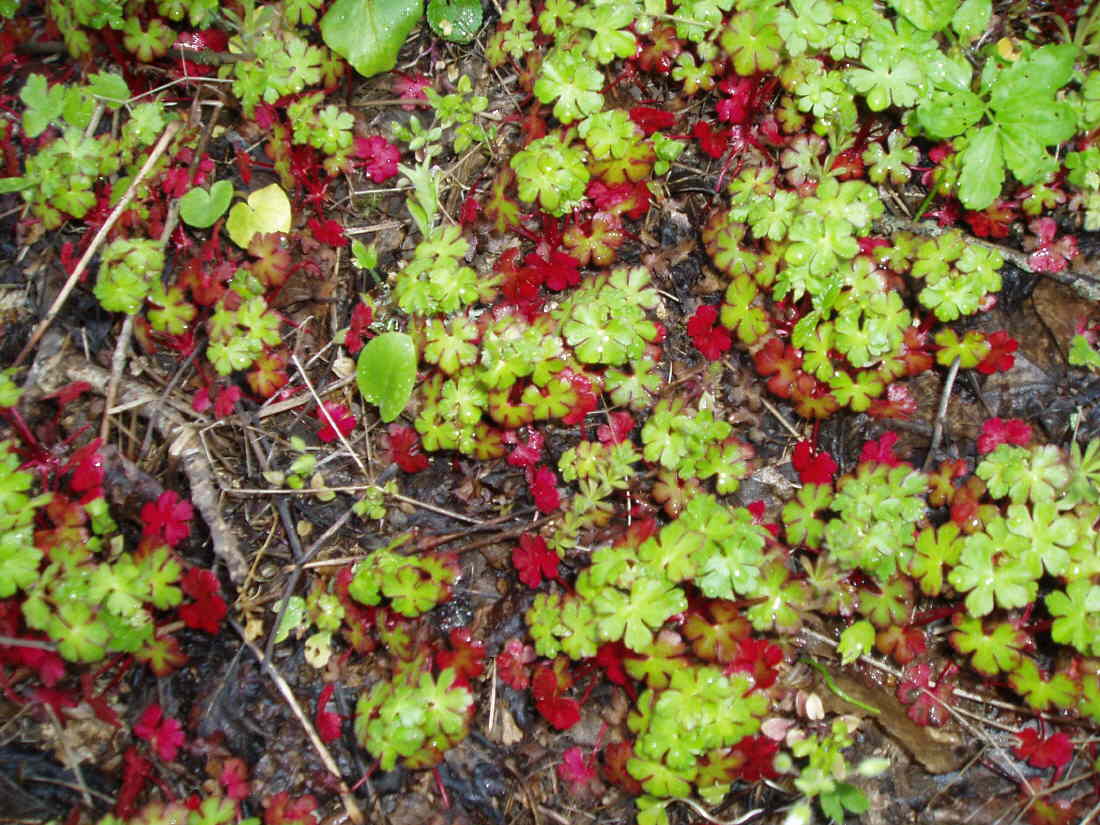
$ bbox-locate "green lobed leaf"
[321,0,423,78]
[889,0,954,31]
[356,331,417,423]
[951,0,990,42]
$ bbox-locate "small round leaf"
[179,180,234,229]
[356,331,417,423]
[427,0,483,44]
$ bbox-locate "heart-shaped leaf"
[356,331,417,423]
[225,183,292,247]
[427,0,483,44]
[179,180,234,229]
[321,0,423,79]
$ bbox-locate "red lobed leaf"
[214,385,241,419]
[692,121,730,159]
[264,792,319,825]
[596,411,635,444]
[353,136,400,183]
[859,431,902,466]
[220,757,251,801]
[505,427,544,468]
[629,106,675,135]
[141,491,193,547]
[435,627,486,686]
[512,533,559,588]
[496,638,536,690]
[315,402,357,444]
[306,217,348,247]
[977,417,1032,454]
[527,465,561,513]
[867,382,918,420]
[314,684,343,744]
[976,331,1017,375]
[384,424,429,472]
[791,441,837,485]
[557,746,599,795]
[686,304,732,361]
[1014,728,1073,769]
[344,300,374,355]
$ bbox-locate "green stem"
[801,656,881,716]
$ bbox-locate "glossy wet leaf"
[225,183,292,247]
[357,332,417,423]
[179,180,233,229]
[321,0,423,78]
[427,0,483,44]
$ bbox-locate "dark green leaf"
[999,123,1055,186]
[427,0,482,44]
[957,126,1003,210]
[889,0,954,31]
[916,89,984,139]
[991,43,1077,108]
[321,0,423,78]
[87,72,130,108]
[998,99,1076,146]
[357,332,417,423]
[952,0,990,42]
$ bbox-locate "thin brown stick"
[923,355,960,472]
[15,119,182,368]
[43,705,91,807]
[230,619,364,825]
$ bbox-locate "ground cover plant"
[4,1,1100,824]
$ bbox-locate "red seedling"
[686,304,732,361]
[435,627,486,687]
[867,382,918,420]
[597,411,635,445]
[354,135,401,183]
[791,440,837,485]
[896,661,956,727]
[219,757,251,801]
[859,431,903,467]
[557,745,600,795]
[1027,217,1078,273]
[977,331,1018,375]
[343,300,375,355]
[141,491,193,548]
[1014,728,1073,770]
[526,465,561,513]
[512,533,559,588]
[264,792,318,825]
[307,217,348,247]
[134,703,185,761]
[731,734,780,782]
[496,638,536,690]
[629,106,675,134]
[531,660,580,730]
[977,418,1032,454]
[115,746,152,818]
[214,385,241,418]
[314,684,343,744]
[179,568,227,634]
[315,402,356,443]
[692,120,731,159]
[505,427,544,469]
[384,424,429,472]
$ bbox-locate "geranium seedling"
[141,490,193,547]
[512,533,559,588]
[134,703,185,761]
